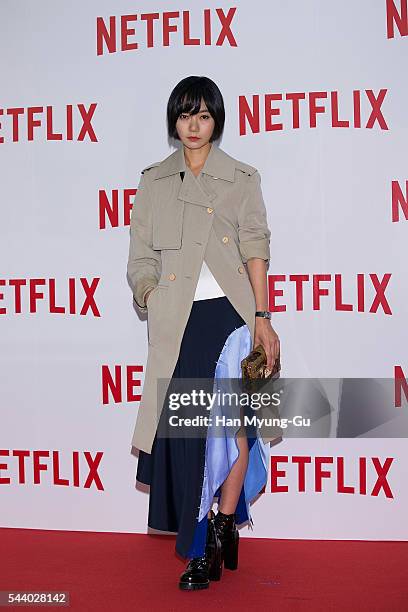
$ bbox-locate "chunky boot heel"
[213,510,240,571]
[208,545,222,581]
[206,509,223,581]
[223,527,239,570]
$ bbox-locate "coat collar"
[154,143,236,183]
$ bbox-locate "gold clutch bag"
[241,344,281,389]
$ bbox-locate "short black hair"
[167,76,225,142]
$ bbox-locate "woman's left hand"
[253,318,280,372]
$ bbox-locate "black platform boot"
[214,510,239,570]
[179,511,222,590]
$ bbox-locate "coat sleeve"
[237,169,271,267]
[127,171,161,313]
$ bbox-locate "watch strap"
[255,311,271,319]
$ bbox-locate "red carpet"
[1,528,407,611]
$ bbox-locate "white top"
[193,260,225,301]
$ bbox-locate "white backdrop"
[1,0,408,540]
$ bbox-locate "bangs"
[178,87,206,116]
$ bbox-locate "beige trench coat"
[127,143,274,454]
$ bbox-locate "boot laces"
[187,555,210,571]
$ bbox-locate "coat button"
[222,236,229,243]
[207,207,214,214]
[168,273,176,280]
[238,266,245,274]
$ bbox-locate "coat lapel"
[154,144,236,210]
[177,167,217,207]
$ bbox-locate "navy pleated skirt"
[136,296,258,559]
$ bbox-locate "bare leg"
[218,426,249,514]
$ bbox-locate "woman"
[127,75,280,590]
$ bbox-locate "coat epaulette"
[141,161,161,174]
[234,160,258,177]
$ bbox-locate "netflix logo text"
[0,104,98,143]
[395,365,408,407]
[386,0,408,38]
[268,273,392,314]
[0,278,101,316]
[99,188,136,229]
[391,180,408,221]
[239,89,389,135]
[96,7,237,55]
[270,456,394,498]
[0,450,104,490]
[101,364,144,404]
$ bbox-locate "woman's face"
[175,97,215,149]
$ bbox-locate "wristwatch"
[255,311,271,319]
